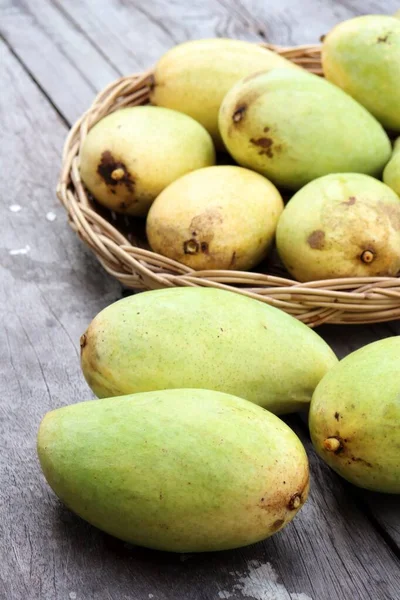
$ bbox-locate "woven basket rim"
[56,42,400,327]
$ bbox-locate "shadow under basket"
[56,43,400,328]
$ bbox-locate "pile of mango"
[78,14,400,281]
[39,14,400,553]
[38,287,400,552]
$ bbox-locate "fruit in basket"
[150,38,298,148]
[218,68,391,190]
[79,106,215,216]
[38,388,309,552]
[80,287,338,414]
[309,337,400,493]
[146,166,284,271]
[322,15,400,132]
[383,137,400,196]
[276,173,400,282]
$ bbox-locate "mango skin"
[219,68,391,190]
[150,38,298,148]
[146,166,284,271]
[276,173,400,282]
[383,137,400,197]
[322,15,400,132]
[79,106,215,216]
[309,337,400,493]
[38,389,309,552]
[80,287,338,414]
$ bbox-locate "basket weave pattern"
[57,44,400,327]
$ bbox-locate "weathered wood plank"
[51,0,400,59]
[0,35,118,598]
[0,0,120,123]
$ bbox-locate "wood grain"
[1,1,400,598]
[0,0,120,123]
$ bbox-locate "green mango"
[383,137,400,197]
[276,173,400,282]
[309,337,400,493]
[37,389,309,552]
[80,288,338,414]
[218,68,391,190]
[150,38,298,148]
[322,15,400,132]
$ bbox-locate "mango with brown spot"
[309,337,400,493]
[150,38,298,148]
[79,106,215,216]
[276,173,400,282]
[218,69,391,190]
[146,165,284,271]
[37,388,309,552]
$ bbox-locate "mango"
[150,38,298,148]
[146,166,284,271]
[276,173,400,282]
[383,137,400,197]
[79,106,215,216]
[322,15,400,132]
[309,337,400,493]
[38,389,309,552]
[218,68,391,190]
[80,287,338,414]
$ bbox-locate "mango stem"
[323,437,342,453]
[111,168,125,181]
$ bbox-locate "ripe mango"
[276,173,400,281]
[79,106,215,216]
[219,69,391,190]
[146,166,284,271]
[309,337,400,493]
[150,38,298,148]
[383,137,400,197]
[322,15,400,132]
[38,389,309,552]
[80,288,338,414]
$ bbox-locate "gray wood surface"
[1,1,399,599]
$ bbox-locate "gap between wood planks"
[0,31,70,128]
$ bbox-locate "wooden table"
[1,1,399,598]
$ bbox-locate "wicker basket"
[57,43,400,327]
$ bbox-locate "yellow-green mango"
[276,173,400,282]
[80,287,338,414]
[218,69,391,190]
[79,106,215,216]
[150,38,298,148]
[383,137,400,196]
[146,166,284,271]
[309,337,400,493]
[38,389,309,552]
[322,15,400,132]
